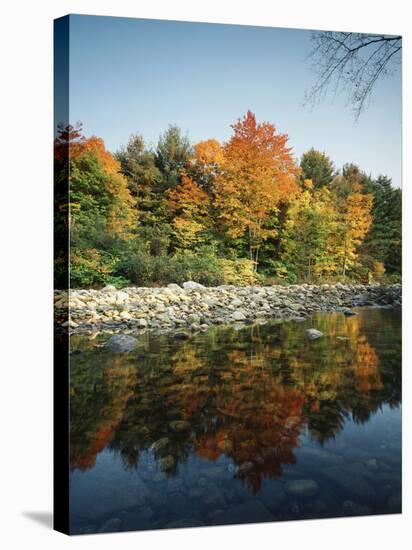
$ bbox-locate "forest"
[54,111,401,288]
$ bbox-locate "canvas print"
[54,15,402,535]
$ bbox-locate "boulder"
[232,310,247,322]
[182,281,205,290]
[107,334,138,353]
[305,328,324,340]
[167,283,183,292]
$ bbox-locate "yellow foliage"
[218,258,258,285]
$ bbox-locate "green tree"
[300,148,334,188]
[116,133,162,225]
[362,175,402,275]
[155,125,193,191]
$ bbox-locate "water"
[68,307,401,534]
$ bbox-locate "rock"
[119,311,132,320]
[305,328,324,340]
[167,283,183,292]
[341,308,358,316]
[102,284,117,292]
[182,281,205,290]
[284,479,319,497]
[115,291,129,302]
[209,501,274,525]
[169,420,191,432]
[150,437,170,453]
[107,334,138,353]
[135,318,148,328]
[98,517,122,533]
[231,310,247,321]
[174,331,190,340]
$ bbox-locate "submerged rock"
[169,420,191,432]
[305,328,324,340]
[107,334,138,353]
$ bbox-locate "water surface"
[69,307,401,534]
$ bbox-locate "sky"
[67,15,402,186]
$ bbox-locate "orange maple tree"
[215,111,299,269]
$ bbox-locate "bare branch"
[304,32,402,120]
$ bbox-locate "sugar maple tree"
[215,111,299,270]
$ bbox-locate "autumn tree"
[280,181,341,281]
[64,128,136,286]
[166,175,212,249]
[335,184,373,279]
[215,111,299,270]
[187,138,224,193]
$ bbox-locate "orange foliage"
[214,111,299,264]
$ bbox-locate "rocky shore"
[54,282,401,334]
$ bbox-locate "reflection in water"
[69,307,401,533]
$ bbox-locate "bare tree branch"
[304,32,402,120]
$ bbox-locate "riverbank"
[54,282,401,334]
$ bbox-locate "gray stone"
[305,328,324,340]
[107,334,138,353]
[232,310,247,321]
[167,283,183,292]
[182,281,205,290]
[102,284,117,292]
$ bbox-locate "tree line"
[54,111,401,288]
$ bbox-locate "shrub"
[218,258,259,285]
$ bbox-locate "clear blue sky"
[68,14,402,186]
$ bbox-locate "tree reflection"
[69,308,401,493]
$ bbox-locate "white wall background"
[0,0,410,548]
